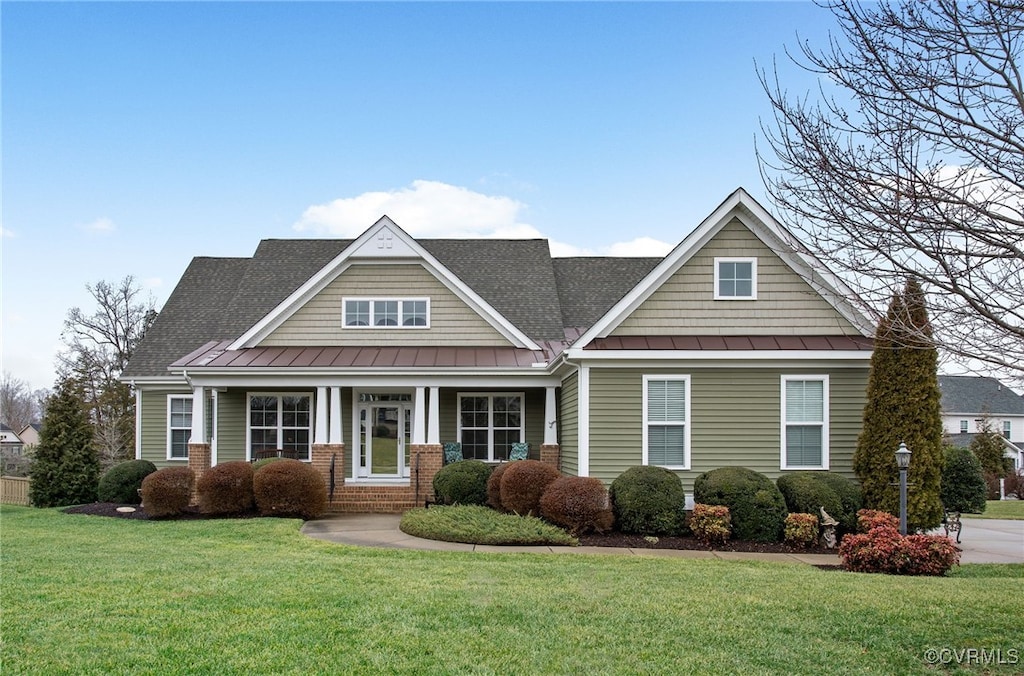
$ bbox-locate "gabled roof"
[570,188,876,348]
[939,376,1024,416]
[552,257,661,330]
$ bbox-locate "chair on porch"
[509,442,529,461]
[443,442,464,465]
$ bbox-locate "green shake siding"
[587,367,868,492]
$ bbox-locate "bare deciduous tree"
[0,372,46,432]
[758,0,1023,380]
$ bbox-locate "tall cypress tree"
[29,378,100,508]
[853,278,943,530]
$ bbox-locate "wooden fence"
[1,476,30,505]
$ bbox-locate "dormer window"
[344,298,429,328]
[714,257,757,300]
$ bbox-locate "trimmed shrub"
[539,476,614,535]
[783,513,820,549]
[840,523,960,575]
[487,462,513,511]
[252,457,287,472]
[499,460,561,517]
[609,466,686,535]
[856,508,900,533]
[253,459,327,519]
[432,460,492,506]
[97,459,157,504]
[1005,470,1024,499]
[689,504,731,545]
[140,467,195,518]
[776,473,843,530]
[802,471,861,533]
[196,461,255,515]
[693,467,788,542]
[940,446,987,514]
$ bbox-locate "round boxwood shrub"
[432,460,493,506]
[487,462,513,512]
[940,445,987,514]
[804,471,862,534]
[540,476,614,535]
[97,459,157,504]
[499,459,561,516]
[609,466,686,535]
[776,472,843,527]
[253,459,327,519]
[252,457,287,472]
[140,466,195,519]
[693,467,787,542]
[196,461,255,515]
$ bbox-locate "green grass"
[2,505,1022,675]
[964,500,1024,520]
[400,505,577,545]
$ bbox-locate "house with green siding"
[122,188,874,512]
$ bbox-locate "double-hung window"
[248,393,312,460]
[714,257,757,300]
[1004,421,1012,439]
[458,393,523,462]
[343,298,429,328]
[642,376,689,469]
[781,376,829,469]
[167,395,193,460]
[960,420,969,433]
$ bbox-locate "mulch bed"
[64,502,840,556]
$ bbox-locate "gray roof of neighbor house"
[938,376,1024,416]
[944,432,1022,453]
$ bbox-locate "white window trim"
[960,419,969,433]
[342,297,431,329]
[713,257,757,300]
[780,375,830,470]
[246,392,314,461]
[642,375,690,470]
[166,394,193,461]
[456,392,525,462]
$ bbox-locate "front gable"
[228,217,541,351]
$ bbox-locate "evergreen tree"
[970,417,1010,478]
[853,279,944,530]
[940,445,987,514]
[29,378,100,508]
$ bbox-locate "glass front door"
[357,403,411,478]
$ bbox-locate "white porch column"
[427,386,440,445]
[329,386,343,444]
[413,386,426,444]
[315,386,328,445]
[189,386,206,445]
[544,386,558,445]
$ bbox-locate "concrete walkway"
[302,514,1023,565]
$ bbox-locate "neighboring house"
[18,423,41,448]
[939,375,1024,471]
[0,424,24,456]
[122,188,875,512]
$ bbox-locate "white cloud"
[294,180,674,258]
[1,226,15,239]
[79,217,116,235]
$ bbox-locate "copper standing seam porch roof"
[170,335,873,372]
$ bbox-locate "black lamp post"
[895,441,911,535]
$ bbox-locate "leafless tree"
[759,0,1023,381]
[59,277,157,467]
[0,372,46,432]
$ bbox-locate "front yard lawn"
[966,500,1024,520]
[2,505,1022,674]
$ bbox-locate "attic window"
[714,258,757,300]
[344,298,430,328]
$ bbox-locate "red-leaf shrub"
[140,467,195,518]
[689,504,731,545]
[539,476,613,535]
[487,462,512,512]
[840,522,960,575]
[253,459,327,519]
[196,461,255,515]
[1004,470,1024,499]
[783,513,819,548]
[499,459,561,516]
[856,509,900,533]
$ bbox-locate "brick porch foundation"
[187,443,212,501]
[540,443,560,469]
[311,443,443,514]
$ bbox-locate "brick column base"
[409,444,443,506]
[311,444,346,499]
[540,444,560,470]
[187,443,212,503]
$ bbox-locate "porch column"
[329,386,343,444]
[189,386,206,445]
[427,386,440,445]
[540,385,561,469]
[413,386,426,444]
[315,386,328,445]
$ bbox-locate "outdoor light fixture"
[895,442,911,535]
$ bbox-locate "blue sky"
[2,1,836,392]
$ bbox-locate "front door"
[357,403,411,478]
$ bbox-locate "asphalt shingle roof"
[552,257,661,329]
[938,376,1024,416]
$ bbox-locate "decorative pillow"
[509,442,529,461]
[443,442,464,465]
